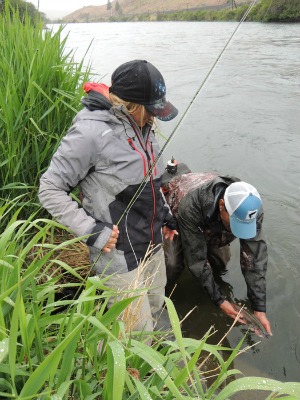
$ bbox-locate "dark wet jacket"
[39,83,176,274]
[163,172,268,312]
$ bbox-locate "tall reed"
[0,2,91,224]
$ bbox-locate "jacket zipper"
[127,138,147,176]
[128,119,156,245]
[147,141,157,176]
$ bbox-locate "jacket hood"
[196,175,240,220]
[81,82,112,111]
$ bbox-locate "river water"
[52,20,300,385]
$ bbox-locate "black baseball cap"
[109,60,178,121]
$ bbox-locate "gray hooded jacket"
[38,86,176,274]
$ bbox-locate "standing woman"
[38,60,178,333]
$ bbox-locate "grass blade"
[104,341,126,400]
[214,377,300,400]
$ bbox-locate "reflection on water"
[51,21,300,382]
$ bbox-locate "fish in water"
[231,303,269,338]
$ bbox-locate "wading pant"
[104,248,167,333]
[164,235,231,291]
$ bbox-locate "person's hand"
[219,300,248,324]
[254,311,272,336]
[102,225,119,253]
[162,226,178,241]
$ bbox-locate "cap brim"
[229,216,257,239]
[145,99,178,121]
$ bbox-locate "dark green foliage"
[0,0,43,24]
[261,0,300,22]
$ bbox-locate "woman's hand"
[102,225,119,253]
[162,226,178,241]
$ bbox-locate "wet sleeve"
[178,209,225,306]
[240,212,268,312]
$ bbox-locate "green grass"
[0,1,91,227]
[1,206,300,398]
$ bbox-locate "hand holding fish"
[253,311,272,336]
[219,300,248,325]
[220,301,272,338]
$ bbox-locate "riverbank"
[155,0,300,23]
[58,0,300,24]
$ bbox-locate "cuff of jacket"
[251,304,266,313]
[86,221,113,246]
[215,295,226,307]
[163,213,178,230]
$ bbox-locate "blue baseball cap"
[224,181,262,239]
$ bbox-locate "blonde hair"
[109,93,154,128]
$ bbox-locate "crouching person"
[162,171,272,336]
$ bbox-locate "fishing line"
[92,0,259,268]
[116,0,259,220]
[159,0,258,151]
[262,0,274,21]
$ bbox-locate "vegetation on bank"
[262,0,300,22]
[0,0,48,23]
[1,2,300,398]
[0,1,90,229]
[155,0,300,23]
[102,0,300,23]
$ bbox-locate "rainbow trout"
[232,303,269,338]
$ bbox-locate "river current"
[51,20,300,385]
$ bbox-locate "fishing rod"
[117,0,259,217]
[159,0,258,153]
[92,0,259,267]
